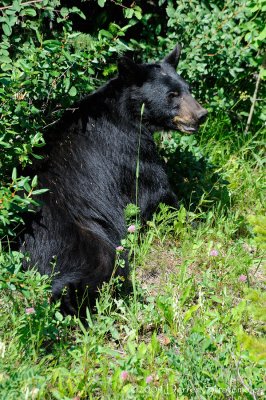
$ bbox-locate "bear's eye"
[168,91,179,99]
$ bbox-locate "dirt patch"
[137,240,182,295]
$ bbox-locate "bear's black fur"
[20,45,207,316]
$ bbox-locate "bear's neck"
[83,78,150,134]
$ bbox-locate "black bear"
[21,44,207,316]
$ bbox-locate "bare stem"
[0,0,43,11]
[236,365,257,400]
[244,71,262,134]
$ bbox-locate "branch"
[244,71,262,134]
[0,0,43,11]
[236,366,257,400]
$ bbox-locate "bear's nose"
[197,109,208,125]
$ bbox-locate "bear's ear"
[162,44,181,69]
[118,56,146,79]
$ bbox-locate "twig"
[237,367,257,400]
[235,360,257,400]
[45,61,76,107]
[0,0,43,11]
[244,71,262,134]
[110,0,129,9]
[42,118,60,130]
[254,251,265,276]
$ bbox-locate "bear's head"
[118,45,208,133]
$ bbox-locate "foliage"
[248,215,266,249]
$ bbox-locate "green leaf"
[178,206,187,224]
[32,189,48,195]
[21,8,37,17]
[7,15,17,27]
[133,6,142,20]
[60,7,69,18]
[43,40,62,51]
[124,8,134,19]
[137,342,147,358]
[257,25,266,41]
[23,182,31,193]
[32,175,38,188]
[184,304,200,323]
[2,23,12,36]
[211,295,224,304]
[0,55,11,64]
[12,0,21,12]
[35,28,42,44]
[69,86,77,97]
[97,0,106,7]
[55,311,64,322]
[260,68,266,80]
[134,10,142,20]
[99,29,113,39]
[64,77,70,92]
[12,168,17,181]
[69,7,86,20]
[127,341,136,355]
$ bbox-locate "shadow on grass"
[162,145,230,211]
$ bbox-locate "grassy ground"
[0,118,265,399]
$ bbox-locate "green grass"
[0,119,265,399]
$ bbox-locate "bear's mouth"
[176,123,198,134]
[172,116,198,134]
[181,124,197,133]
